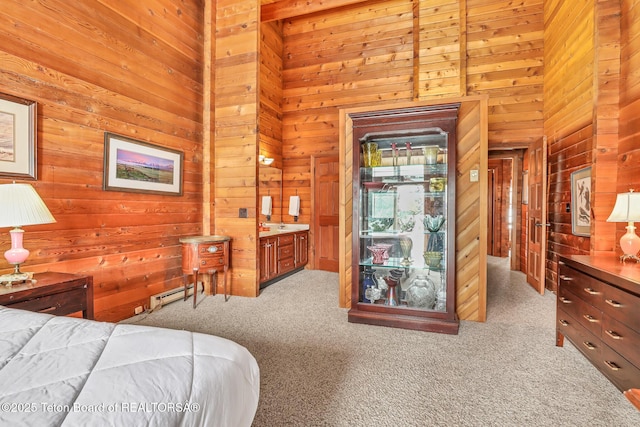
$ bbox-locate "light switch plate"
[470,169,479,182]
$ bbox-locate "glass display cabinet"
[348,104,460,334]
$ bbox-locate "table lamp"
[0,182,56,283]
[606,190,640,262]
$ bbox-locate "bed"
[0,306,260,426]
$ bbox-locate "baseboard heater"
[150,285,193,310]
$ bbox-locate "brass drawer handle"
[583,314,599,323]
[605,299,622,308]
[583,287,599,295]
[604,330,622,340]
[559,319,569,326]
[604,360,620,371]
[559,296,572,304]
[582,341,596,350]
[559,275,573,281]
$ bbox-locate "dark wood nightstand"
[0,272,94,319]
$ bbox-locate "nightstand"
[180,235,231,308]
[0,272,94,319]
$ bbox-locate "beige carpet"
[124,256,639,426]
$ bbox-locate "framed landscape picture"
[0,93,37,179]
[103,132,183,196]
[570,167,591,236]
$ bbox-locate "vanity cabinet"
[259,230,309,288]
[295,231,309,267]
[557,255,640,392]
[347,104,460,334]
[259,237,278,283]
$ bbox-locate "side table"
[0,272,94,319]
[179,235,231,308]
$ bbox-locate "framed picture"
[571,167,591,236]
[0,93,37,179]
[103,132,183,196]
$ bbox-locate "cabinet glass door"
[358,135,448,312]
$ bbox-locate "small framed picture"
[570,167,591,236]
[103,132,183,196]
[0,93,37,179]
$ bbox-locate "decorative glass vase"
[399,238,413,266]
[367,245,387,264]
[383,269,403,306]
[405,275,437,309]
[362,266,378,303]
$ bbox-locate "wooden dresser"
[0,272,94,319]
[557,255,640,392]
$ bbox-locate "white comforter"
[0,307,260,426]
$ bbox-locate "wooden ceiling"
[261,0,370,22]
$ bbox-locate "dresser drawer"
[198,243,225,257]
[600,283,640,332]
[198,256,225,269]
[7,287,87,317]
[558,309,603,362]
[558,286,602,337]
[558,264,606,309]
[602,314,640,368]
[598,344,640,392]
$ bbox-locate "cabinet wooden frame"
[348,104,460,334]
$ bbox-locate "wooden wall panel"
[544,0,594,290]
[260,20,284,165]
[339,96,488,322]
[466,0,544,148]
[416,0,463,99]
[214,0,260,297]
[281,0,414,229]
[0,0,203,322]
[619,0,640,251]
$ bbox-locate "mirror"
[259,165,282,224]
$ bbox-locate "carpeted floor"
[123,256,640,426]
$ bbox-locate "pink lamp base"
[620,224,640,263]
[4,228,30,273]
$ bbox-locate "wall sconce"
[259,155,274,166]
[0,182,56,283]
[607,190,640,262]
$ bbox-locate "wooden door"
[313,156,339,272]
[526,136,547,294]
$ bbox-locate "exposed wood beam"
[261,0,370,22]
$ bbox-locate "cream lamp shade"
[0,182,56,282]
[606,190,640,262]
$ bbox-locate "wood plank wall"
[619,0,640,246]
[260,20,284,165]
[281,0,415,228]
[0,0,204,322]
[213,0,261,297]
[465,0,544,148]
[544,0,594,289]
[544,0,623,291]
